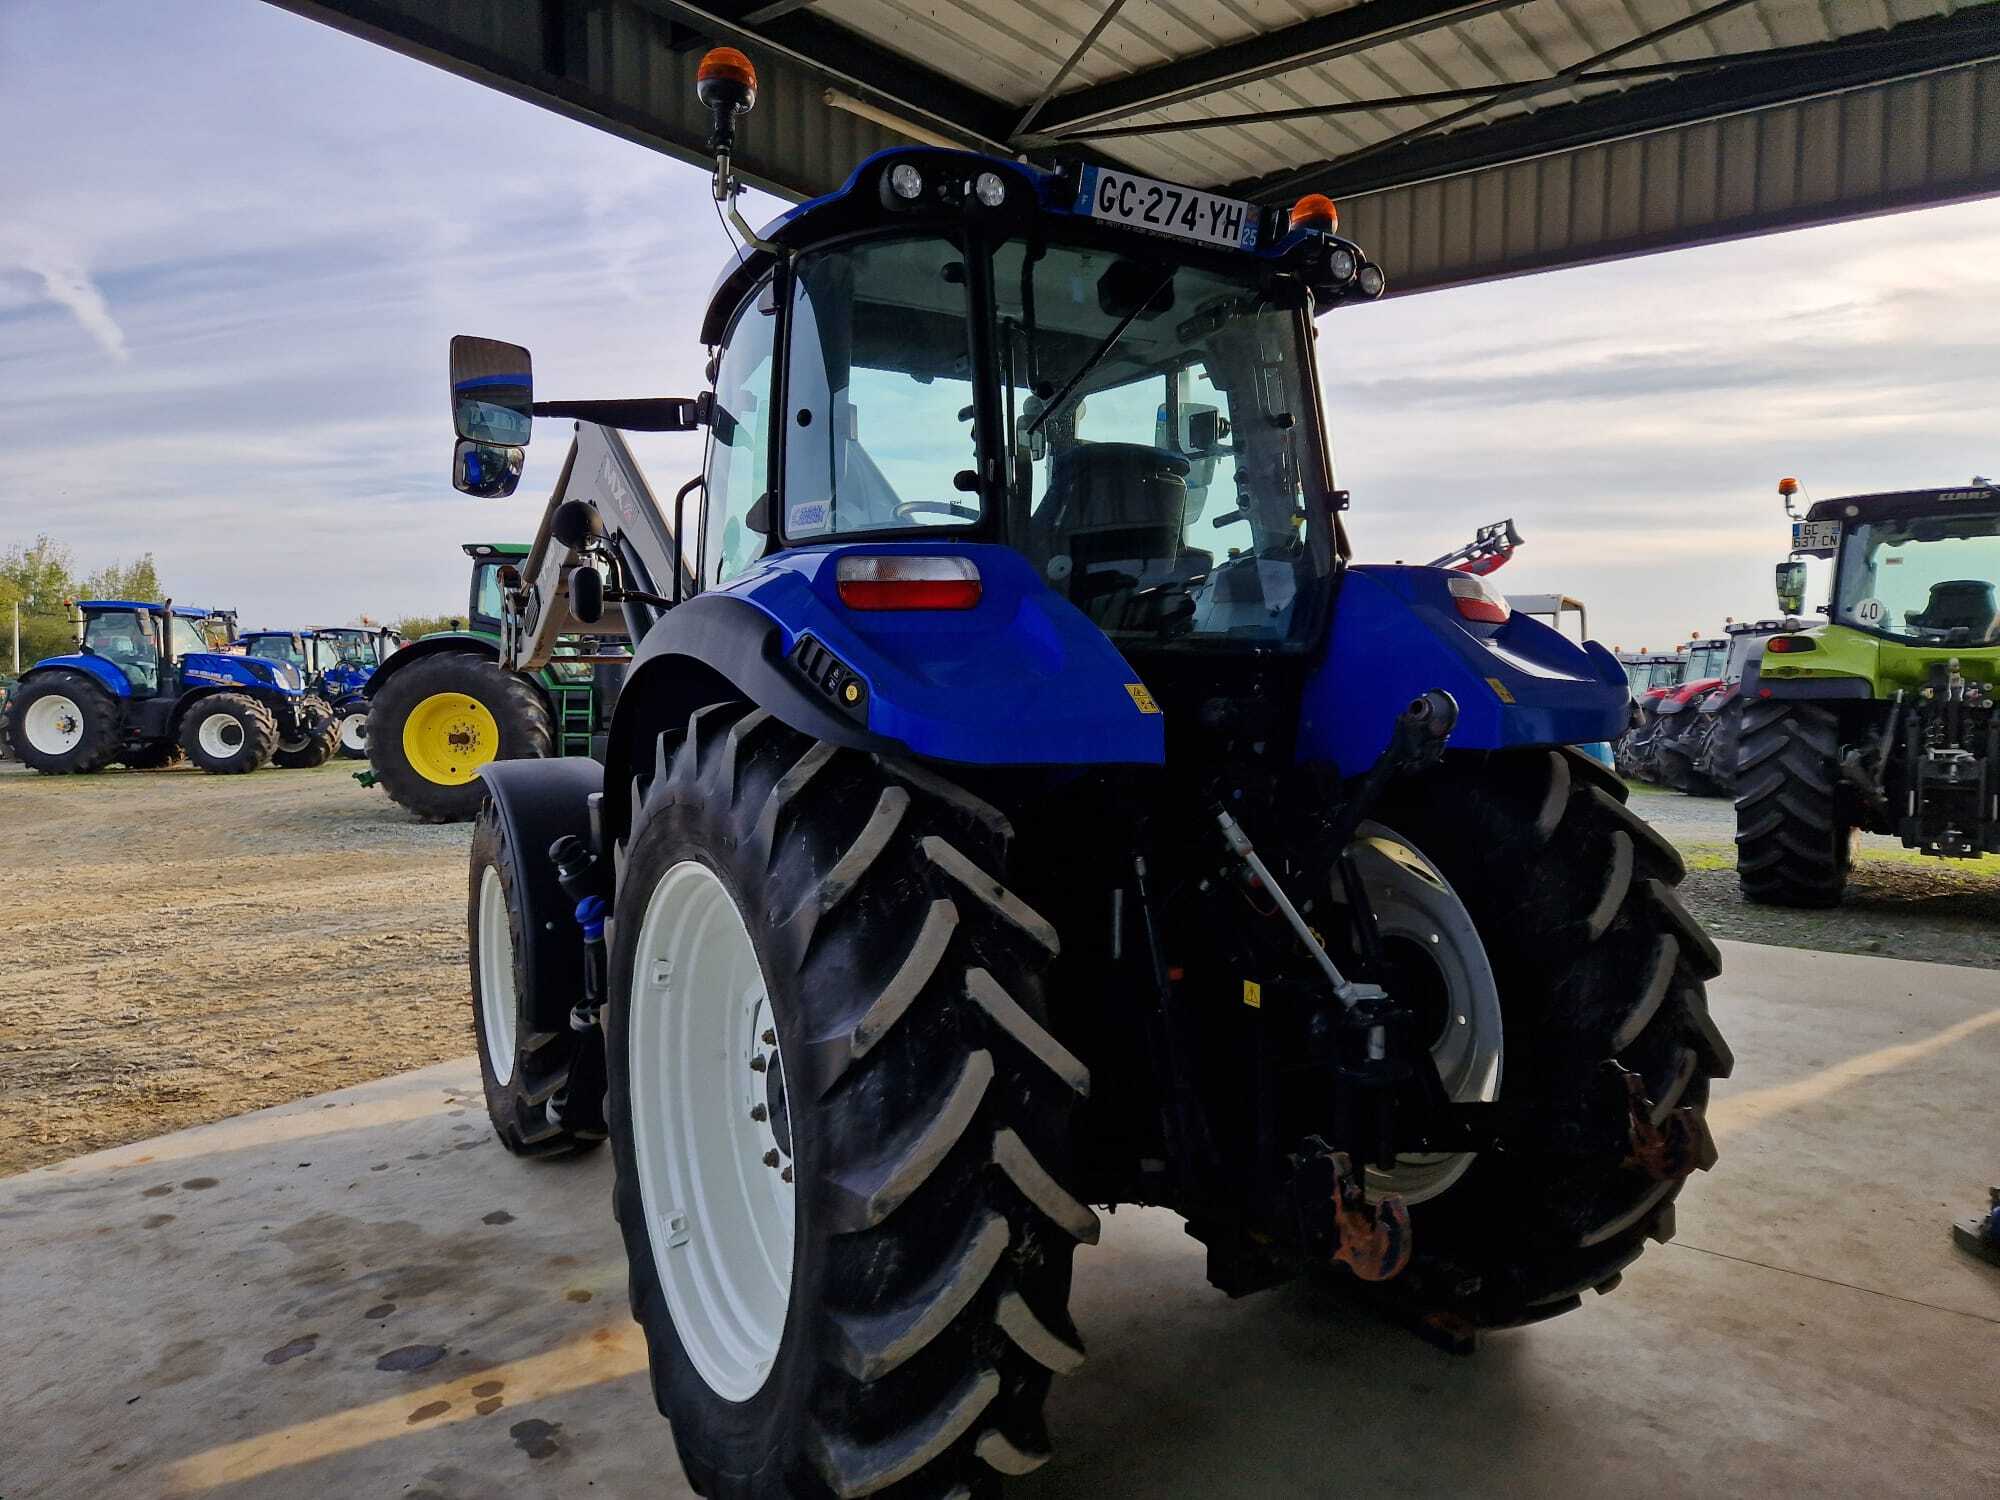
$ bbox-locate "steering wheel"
[894,500,980,522]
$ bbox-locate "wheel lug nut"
[761,1029,776,1046]
[780,1166,793,1183]
[749,1055,767,1073]
[763,1149,780,1168]
[750,1104,768,1122]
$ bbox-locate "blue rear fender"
[620,542,1165,768]
[1299,565,1627,776]
[23,654,133,699]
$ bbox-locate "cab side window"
[705,279,779,585]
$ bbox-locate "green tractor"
[1735,476,1999,905]
[360,542,624,821]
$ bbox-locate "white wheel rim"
[197,713,245,758]
[339,713,369,752]
[629,859,795,1403]
[1333,825,1504,1206]
[23,694,84,755]
[476,866,519,1087]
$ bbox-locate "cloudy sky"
[4,0,1999,649]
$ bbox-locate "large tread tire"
[607,705,1092,1499]
[367,653,553,823]
[4,674,124,774]
[117,740,186,771]
[272,695,340,769]
[177,693,278,774]
[468,802,604,1157]
[1370,747,1730,1328]
[1733,700,1852,907]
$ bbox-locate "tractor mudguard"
[362,633,500,697]
[1299,565,1627,775]
[21,656,133,699]
[477,756,604,1034]
[616,542,1167,768]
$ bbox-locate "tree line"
[2,535,458,675]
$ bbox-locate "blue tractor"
[309,625,405,758]
[238,629,344,768]
[448,51,1730,1499]
[4,601,326,775]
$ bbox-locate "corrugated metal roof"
[274,0,2000,290]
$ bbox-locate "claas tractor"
[358,542,623,821]
[445,48,1727,1499]
[1735,476,1999,905]
[4,600,328,774]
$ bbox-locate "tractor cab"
[76,601,233,699]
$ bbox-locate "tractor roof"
[703,145,1359,345]
[78,599,217,620]
[1807,485,2000,524]
[241,628,317,639]
[462,542,530,559]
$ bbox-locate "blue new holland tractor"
[238,629,344,768]
[451,50,1729,1499]
[4,601,329,774]
[309,625,404,758]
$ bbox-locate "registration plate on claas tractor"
[1076,165,1261,251]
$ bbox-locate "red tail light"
[836,555,982,611]
[1765,635,1815,654]
[1446,574,1511,624]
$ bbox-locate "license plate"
[1076,166,1260,250]
[1792,519,1842,552]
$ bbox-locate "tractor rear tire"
[367,653,553,823]
[5,675,124,774]
[273,695,340,768]
[1368,747,1730,1328]
[179,693,279,774]
[118,741,186,771]
[1733,700,1853,907]
[469,802,604,1157]
[607,706,1091,1498]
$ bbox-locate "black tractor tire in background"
[272,695,340,769]
[5,674,125,775]
[1369,747,1731,1328]
[468,801,604,1157]
[607,706,1092,1498]
[1733,700,1853,907]
[179,693,279,774]
[117,740,186,771]
[367,652,554,823]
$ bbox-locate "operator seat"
[1907,580,2000,641]
[1030,444,1202,624]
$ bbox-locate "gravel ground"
[1622,778,2000,971]
[0,758,472,1175]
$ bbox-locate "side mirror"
[451,335,534,446]
[454,439,523,498]
[1775,559,1807,615]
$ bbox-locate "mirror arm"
[531,397,709,432]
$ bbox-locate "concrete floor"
[3,939,1996,1500]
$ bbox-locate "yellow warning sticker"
[1242,979,1262,1009]
[1485,675,1516,704]
[1125,683,1161,714]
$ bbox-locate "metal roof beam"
[1231,4,2000,203]
[1024,0,1538,138]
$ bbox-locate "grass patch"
[1679,839,2000,878]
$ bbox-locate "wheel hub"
[1333,826,1503,1206]
[23,694,86,755]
